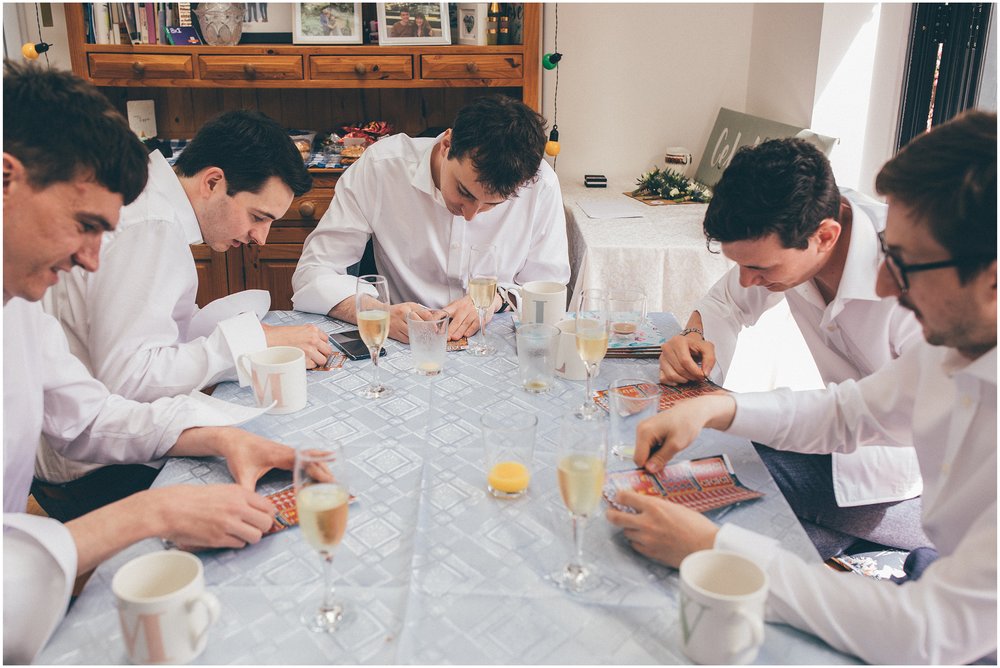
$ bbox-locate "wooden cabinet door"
[191,244,233,308]
[242,243,306,311]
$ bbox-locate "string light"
[544,5,561,160]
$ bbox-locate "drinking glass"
[356,275,391,398]
[551,412,608,593]
[294,444,350,632]
[574,289,610,419]
[407,309,449,376]
[481,412,537,498]
[608,378,663,460]
[516,323,560,393]
[465,243,498,356]
[607,288,646,343]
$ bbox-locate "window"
[896,3,994,150]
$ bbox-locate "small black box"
[584,174,607,188]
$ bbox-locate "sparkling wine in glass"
[295,444,351,632]
[551,412,607,593]
[356,274,391,399]
[466,243,498,356]
[574,289,609,419]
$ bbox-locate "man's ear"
[3,152,26,198]
[813,218,842,252]
[440,129,453,159]
[200,166,226,197]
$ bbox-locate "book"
[120,3,138,43]
[165,25,201,45]
[604,454,764,513]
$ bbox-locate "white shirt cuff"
[217,311,267,387]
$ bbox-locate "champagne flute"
[551,412,608,593]
[466,243,498,356]
[574,289,610,419]
[295,444,351,632]
[356,274,391,399]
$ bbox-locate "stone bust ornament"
[193,3,245,46]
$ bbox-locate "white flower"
[669,188,680,197]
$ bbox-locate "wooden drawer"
[198,55,303,81]
[421,54,523,79]
[88,53,193,81]
[310,55,412,80]
[281,192,333,223]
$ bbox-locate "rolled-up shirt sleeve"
[3,513,77,665]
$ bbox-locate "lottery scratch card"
[603,455,763,513]
[447,337,468,352]
[318,352,347,371]
[593,378,725,413]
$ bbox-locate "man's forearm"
[65,490,167,575]
[328,296,357,324]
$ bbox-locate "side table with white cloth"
[561,181,732,317]
[38,311,857,665]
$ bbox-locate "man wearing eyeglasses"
[657,138,926,559]
[611,109,996,664]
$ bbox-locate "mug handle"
[237,354,253,384]
[735,609,765,653]
[500,286,521,313]
[188,591,221,648]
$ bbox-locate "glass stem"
[583,365,593,409]
[477,307,487,348]
[320,552,336,611]
[570,514,586,569]
[369,346,381,389]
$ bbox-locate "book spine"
[145,2,156,44]
[94,2,111,44]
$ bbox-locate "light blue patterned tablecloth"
[39,312,858,665]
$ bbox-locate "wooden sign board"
[694,108,803,188]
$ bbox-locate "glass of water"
[407,309,449,376]
[516,323,559,393]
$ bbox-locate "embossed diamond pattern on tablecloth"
[37,312,859,666]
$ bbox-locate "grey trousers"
[753,443,932,559]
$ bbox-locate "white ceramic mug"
[112,550,221,664]
[679,549,768,664]
[237,346,307,414]
[553,319,589,381]
[506,281,567,327]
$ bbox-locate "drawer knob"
[298,201,316,218]
[243,64,257,79]
[465,62,479,73]
[131,62,145,77]
[354,63,366,75]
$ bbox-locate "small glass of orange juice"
[481,412,537,499]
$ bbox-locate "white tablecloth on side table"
[562,181,733,317]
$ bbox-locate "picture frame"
[239,3,294,44]
[456,3,488,46]
[377,2,451,46]
[292,2,363,45]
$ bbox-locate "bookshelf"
[63,3,542,308]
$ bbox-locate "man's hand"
[386,302,427,343]
[659,333,717,385]
[442,294,498,340]
[213,429,295,489]
[149,484,276,550]
[633,394,738,472]
[261,323,333,369]
[606,490,719,567]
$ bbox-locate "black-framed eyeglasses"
[877,230,983,292]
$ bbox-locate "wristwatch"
[680,327,704,339]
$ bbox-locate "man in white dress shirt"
[292,95,570,342]
[34,110,333,517]
[658,139,926,558]
[610,110,996,664]
[3,63,294,664]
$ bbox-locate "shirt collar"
[411,132,450,210]
[148,150,204,245]
[832,191,883,302]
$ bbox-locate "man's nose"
[461,202,481,221]
[875,260,900,298]
[72,235,102,273]
[738,267,762,288]
[249,221,272,246]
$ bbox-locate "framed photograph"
[377,2,451,46]
[456,3,487,46]
[239,3,294,43]
[293,2,363,44]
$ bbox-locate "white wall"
[3,3,72,71]
[541,3,756,185]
